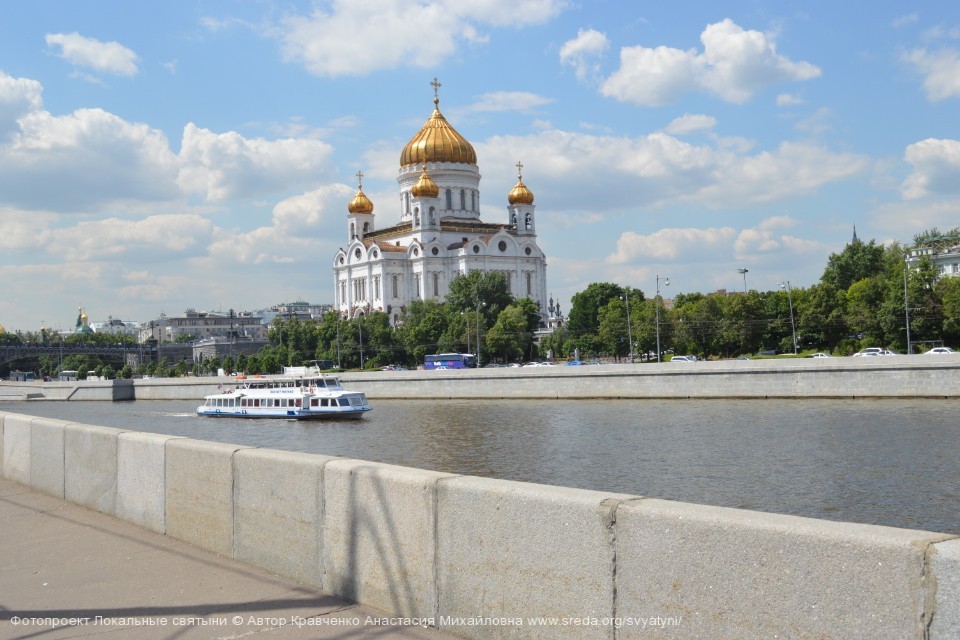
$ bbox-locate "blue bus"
[424,353,477,369]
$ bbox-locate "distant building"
[908,232,960,278]
[259,300,333,324]
[138,309,266,343]
[89,316,141,337]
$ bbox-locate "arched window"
[414,208,420,227]
[511,212,517,229]
[429,207,436,225]
[445,189,452,209]
[362,222,370,233]
[404,192,410,213]
[525,212,532,230]
[350,221,356,238]
[471,191,476,211]
[460,189,466,210]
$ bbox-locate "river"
[3,397,958,535]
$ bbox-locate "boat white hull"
[196,406,370,420]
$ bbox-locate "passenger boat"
[196,366,371,419]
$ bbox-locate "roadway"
[0,477,457,639]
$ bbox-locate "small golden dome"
[508,161,535,205]
[0,323,5,333]
[411,166,440,198]
[400,79,476,167]
[347,172,374,215]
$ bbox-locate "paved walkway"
[0,477,456,639]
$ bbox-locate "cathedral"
[333,80,549,327]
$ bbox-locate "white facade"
[333,92,548,326]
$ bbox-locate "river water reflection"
[4,397,959,534]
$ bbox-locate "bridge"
[0,343,157,366]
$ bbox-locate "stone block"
[931,538,960,639]
[323,460,456,618]
[165,438,251,557]
[116,431,184,533]
[64,423,126,515]
[615,498,951,640]
[30,418,69,497]
[436,475,632,639]
[234,448,335,586]
[2,414,31,484]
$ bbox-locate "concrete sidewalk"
[0,477,456,639]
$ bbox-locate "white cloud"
[176,123,336,200]
[902,47,960,101]
[469,91,554,113]
[891,14,919,29]
[608,226,737,264]
[45,32,140,76]
[901,138,960,199]
[733,215,823,255]
[278,0,568,77]
[0,71,43,140]
[48,214,215,261]
[601,19,820,106]
[0,106,180,211]
[664,114,716,135]
[477,131,866,212]
[559,28,610,80]
[776,93,803,106]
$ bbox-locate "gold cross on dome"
[516,161,524,179]
[356,171,363,188]
[431,77,441,102]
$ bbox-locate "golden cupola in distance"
[508,162,535,205]
[347,174,374,215]
[400,86,477,167]
[411,165,440,198]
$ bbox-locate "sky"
[1,0,959,333]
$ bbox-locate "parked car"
[670,355,698,362]
[808,352,832,358]
[924,347,955,355]
[852,348,884,357]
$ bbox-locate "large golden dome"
[400,89,476,167]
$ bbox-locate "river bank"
[2,355,959,401]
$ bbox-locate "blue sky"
[1,1,959,332]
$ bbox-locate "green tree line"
[5,234,960,378]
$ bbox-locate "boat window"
[338,398,349,406]
[321,398,329,407]
[311,399,319,407]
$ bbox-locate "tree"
[396,299,449,365]
[446,271,513,324]
[821,238,886,291]
[486,302,536,363]
[567,283,626,356]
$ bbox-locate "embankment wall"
[2,355,960,401]
[2,410,959,639]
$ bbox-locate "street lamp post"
[656,275,670,362]
[621,293,633,363]
[778,281,797,354]
[904,262,912,355]
[358,318,364,370]
[738,268,749,293]
[475,300,487,368]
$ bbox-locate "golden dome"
[411,166,440,198]
[0,323,5,333]
[347,172,374,215]
[508,161,535,205]
[400,81,476,167]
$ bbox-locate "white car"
[808,352,832,358]
[853,348,883,357]
[924,347,955,355]
[670,355,698,362]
